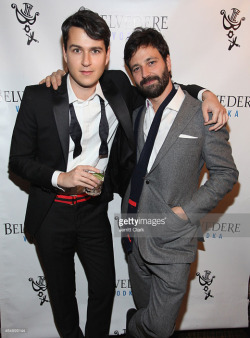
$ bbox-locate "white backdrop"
[0,0,249,337]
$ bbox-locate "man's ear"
[105,46,111,66]
[62,45,67,64]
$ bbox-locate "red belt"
[54,193,92,205]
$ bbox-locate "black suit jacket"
[9,69,202,237]
[9,70,144,236]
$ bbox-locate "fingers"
[56,69,66,76]
[38,76,53,87]
[171,206,188,220]
[49,70,66,90]
[53,70,65,88]
[81,165,100,173]
[58,166,102,189]
[204,109,221,125]
[38,69,66,89]
[204,107,228,131]
[38,76,52,87]
[45,76,53,88]
[207,121,224,132]
[81,169,101,186]
[202,110,210,123]
[201,90,229,131]
[72,169,99,188]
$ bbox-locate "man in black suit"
[9,8,227,338]
[9,9,144,338]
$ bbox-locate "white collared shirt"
[144,84,185,171]
[52,77,118,187]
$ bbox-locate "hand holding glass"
[84,170,104,196]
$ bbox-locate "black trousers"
[35,197,115,338]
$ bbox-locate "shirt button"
[146,180,150,184]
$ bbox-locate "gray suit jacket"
[122,91,238,264]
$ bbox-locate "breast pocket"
[175,137,202,154]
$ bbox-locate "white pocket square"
[179,134,198,139]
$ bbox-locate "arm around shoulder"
[177,82,228,130]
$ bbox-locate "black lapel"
[53,74,69,165]
[100,72,135,149]
[134,105,146,158]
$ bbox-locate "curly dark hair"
[124,27,170,70]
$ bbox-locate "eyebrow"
[131,57,158,69]
[131,63,140,69]
[146,57,156,61]
[68,44,104,51]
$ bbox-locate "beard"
[136,66,170,99]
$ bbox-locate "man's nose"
[141,66,150,79]
[82,53,91,67]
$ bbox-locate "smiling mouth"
[143,79,156,86]
[140,76,159,87]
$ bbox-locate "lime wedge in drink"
[93,173,104,181]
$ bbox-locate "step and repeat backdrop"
[0,1,249,337]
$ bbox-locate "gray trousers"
[128,242,190,338]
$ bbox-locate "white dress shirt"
[52,77,118,187]
[144,84,185,171]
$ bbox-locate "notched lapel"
[53,75,69,165]
[149,94,201,173]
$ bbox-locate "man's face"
[63,27,110,98]
[129,45,171,99]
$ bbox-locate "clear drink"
[84,171,104,196]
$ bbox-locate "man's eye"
[92,49,100,54]
[73,49,81,53]
[132,67,140,73]
[148,61,155,66]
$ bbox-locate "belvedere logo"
[196,270,215,300]
[11,3,40,45]
[29,276,50,306]
[220,8,245,50]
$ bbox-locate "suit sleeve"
[9,86,55,190]
[177,83,204,99]
[115,70,145,112]
[182,118,239,224]
[130,86,145,110]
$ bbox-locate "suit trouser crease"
[128,242,190,338]
[35,199,115,338]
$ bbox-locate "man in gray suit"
[122,28,238,338]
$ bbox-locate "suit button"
[146,180,150,184]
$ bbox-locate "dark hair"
[62,7,110,51]
[124,27,170,70]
